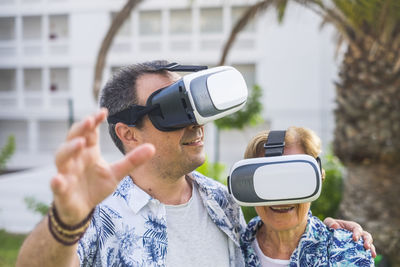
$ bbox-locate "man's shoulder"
[191,171,229,194]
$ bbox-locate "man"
[17,61,375,267]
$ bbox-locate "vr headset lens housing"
[107,65,248,131]
[228,130,322,207]
[228,155,322,206]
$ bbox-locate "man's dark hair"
[99,60,171,154]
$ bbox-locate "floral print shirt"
[77,171,246,267]
[241,211,374,267]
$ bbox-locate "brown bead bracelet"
[47,203,94,246]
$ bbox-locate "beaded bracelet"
[47,203,94,246]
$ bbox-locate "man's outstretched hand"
[50,109,155,225]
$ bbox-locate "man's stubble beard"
[151,150,206,181]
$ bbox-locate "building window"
[39,120,68,152]
[0,69,16,92]
[139,10,161,35]
[22,0,41,3]
[24,68,42,92]
[50,68,69,92]
[200,8,223,33]
[232,64,256,88]
[23,16,42,40]
[0,0,16,5]
[111,12,131,37]
[49,15,69,40]
[169,9,191,35]
[0,120,29,152]
[0,17,15,41]
[231,6,255,33]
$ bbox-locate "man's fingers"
[351,225,363,241]
[337,220,362,241]
[55,138,85,168]
[361,231,373,249]
[50,173,68,196]
[325,218,363,240]
[94,108,108,126]
[67,116,94,141]
[66,109,107,141]
[369,244,377,258]
[323,217,340,229]
[111,144,155,181]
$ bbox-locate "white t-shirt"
[252,237,290,267]
[165,183,230,267]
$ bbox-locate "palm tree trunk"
[335,46,400,266]
[219,0,271,66]
[339,163,400,266]
[92,0,143,101]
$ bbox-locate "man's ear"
[115,122,139,148]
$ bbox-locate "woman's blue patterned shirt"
[240,211,374,266]
[77,171,246,267]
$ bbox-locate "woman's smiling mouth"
[269,206,295,213]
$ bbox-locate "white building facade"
[0,0,341,233]
[0,0,339,175]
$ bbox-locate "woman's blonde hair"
[244,126,325,179]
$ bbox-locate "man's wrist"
[47,203,94,246]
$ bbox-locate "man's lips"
[182,137,203,146]
[269,205,295,213]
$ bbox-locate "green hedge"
[0,229,26,267]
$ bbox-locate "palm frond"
[276,0,289,22]
[143,228,167,242]
[334,32,345,59]
[98,208,116,249]
[93,0,144,100]
[332,0,400,43]
[318,6,363,56]
[219,0,273,65]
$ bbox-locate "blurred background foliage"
[0,135,15,172]
[0,230,26,267]
[24,196,49,216]
[311,148,344,221]
[214,85,263,130]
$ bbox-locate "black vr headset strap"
[264,130,286,157]
[264,130,323,173]
[316,156,322,174]
[107,104,159,126]
[155,62,208,72]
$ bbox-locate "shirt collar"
[119,176,153,214]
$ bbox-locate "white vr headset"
[108,63,248,131]
[228,130,322,206]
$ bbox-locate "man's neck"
[129,166,193,205]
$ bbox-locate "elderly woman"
[240,127,374,266]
